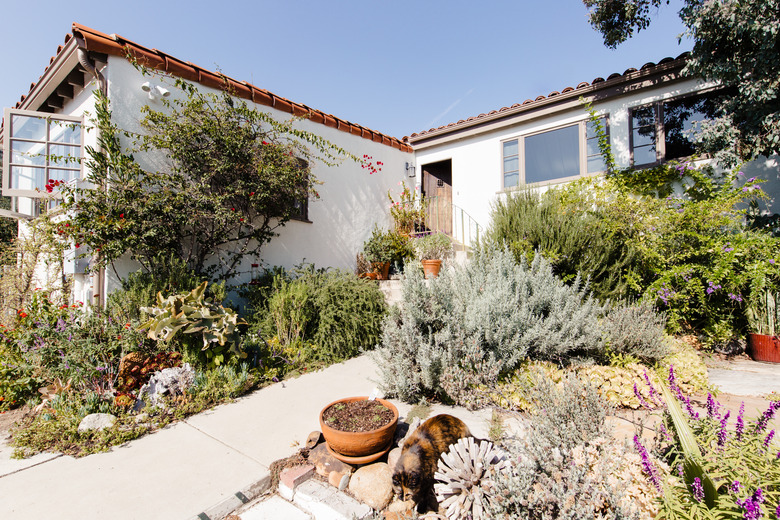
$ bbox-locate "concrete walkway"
[0,355,494,520]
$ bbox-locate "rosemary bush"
[601,300,669,364]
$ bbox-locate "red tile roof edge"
[14,23,412,154]
[404,52,691,142]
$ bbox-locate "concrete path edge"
[189,472,272,520]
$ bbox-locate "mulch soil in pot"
[321,399,395,432]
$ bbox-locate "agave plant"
[139,281,245,355]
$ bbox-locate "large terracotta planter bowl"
[748,333,780,363]
[319,396,398,463]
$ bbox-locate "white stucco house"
[1,23,778,306]
[405,53,779,243]
[1,24,413,306]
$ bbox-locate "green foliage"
[362,226,414,266]
[602,300,669,364]
[485,186,644,301]
[0,291,147,400]
[247,266,387,365]
[411,232,453,261]
[584,0,780,166]
[106,254,225,323]
[62,78,353,280]
[645,380,780,519]
[375,248,606,405]
[139,281,245,367]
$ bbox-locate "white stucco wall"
[102,58,411,295]
[412,76,780,232]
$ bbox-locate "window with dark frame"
[630,92,720,167]
[502,116,609,188]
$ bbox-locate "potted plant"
[413,232,453,278]
[745,290,780,363]
[362,227,413,279]
[319,396,398,464]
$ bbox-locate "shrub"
[374,248,605,404]
[485,186,645,302]
[412,232,453,260]
[601,300,669,363]
[107,254,225,323]
[0,292,148,403]
[247,267,387,365]
[485,374,654,519]
[362,226,414,266]
[636,370,780,519]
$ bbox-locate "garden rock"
[78,413,117,433]
[306,431,321,449]
[387,447,402,470]
[137,363,195,409]
[308,442,355,477]
[349,462,394,510]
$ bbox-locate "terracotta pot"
[747,333,780,363]
[421,259,442,279]
[371,262,391,280]
[319,396,398,461]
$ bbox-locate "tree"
[62,81,354,281]
[583,0,780,166]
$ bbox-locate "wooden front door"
[422,159,452,236]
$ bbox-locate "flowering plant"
[388,181,426,234]
[633,366,780,518]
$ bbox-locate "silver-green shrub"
[484,374,642,519]
[374,248,605,403]
[601,300,669,363]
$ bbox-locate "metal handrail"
[420,196,483,250]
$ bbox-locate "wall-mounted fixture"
[405,162,416,178]
[140,81,170,100]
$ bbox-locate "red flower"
[250,192,255,196]
[17,311,27,318]
[119,213,124,219]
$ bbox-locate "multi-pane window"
[2,109,83,197]
[630,93,719,166]
[502,117,609,188]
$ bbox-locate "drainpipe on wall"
[77,48,107,308]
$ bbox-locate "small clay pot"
[319,396,398,461]
[421,259,442,278]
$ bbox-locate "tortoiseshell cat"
[391,414,472,512]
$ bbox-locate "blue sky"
[1,0,691,139]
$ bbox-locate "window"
[630,92,719,166]
[290,158,309,222]
[3,109,84,198]
[502,117,609,188]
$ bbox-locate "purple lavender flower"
[634,383,652,409]
[737,488,764,520]
[776,502,780,519]
[706,393,719,419]
[771,259,777,265]
[755,401,780,433]
[691,477,704,503]
[765,430,775,449]
[677,463,684,477]
[718,411,731,447]
[633,435,661,491]
[731,480,742,494]
[643,370,664,407]
[737,402,746,440]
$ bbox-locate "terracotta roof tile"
[404,52,690,142]
[13,23,412,153]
